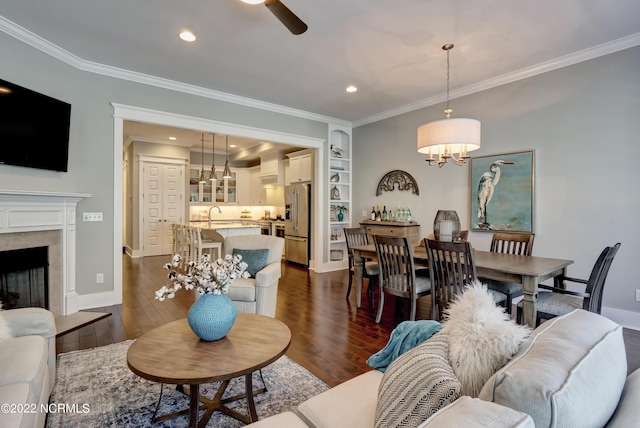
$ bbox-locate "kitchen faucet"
[208,205,222,228]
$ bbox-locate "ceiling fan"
[242,0,308,35]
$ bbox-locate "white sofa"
[249,309,640,427]
[0,308,56,428]
[223,235,284,317]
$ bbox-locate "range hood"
[259,152,284,185]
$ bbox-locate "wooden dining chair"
[484,231,535,315]
[343,227,379,306]
[517,242,621,326]
[424,238,479,321]
[373,235,431,323]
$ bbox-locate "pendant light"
[222,135,232,178]
[198,133,207,183]
[209,133,216,183]
[417,44,481,167]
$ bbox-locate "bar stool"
[192,226,222,261]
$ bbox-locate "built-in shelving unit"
[327,128,351,267]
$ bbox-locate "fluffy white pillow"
[0,302,12,341]
[440,281,531,397]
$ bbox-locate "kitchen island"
[190,221,261,240]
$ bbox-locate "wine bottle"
[376,206,382,221]
[406,206,412,222]
[370,206,376,221]
[382,206,388,222]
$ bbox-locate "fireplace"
[0,246,49,310]
[0,190,90,315]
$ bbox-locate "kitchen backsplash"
[189,205,285,221]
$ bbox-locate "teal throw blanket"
[366,320,443,372]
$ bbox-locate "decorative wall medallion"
[376,170,419,196]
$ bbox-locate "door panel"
[143,162,184,257]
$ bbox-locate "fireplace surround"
[0,190,91,316]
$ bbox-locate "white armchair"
[223,235,284,317]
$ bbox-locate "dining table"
[351,243,574,328]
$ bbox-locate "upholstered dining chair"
[484,231,535,315]
[222,235,285,317]
[517,242,621,326]
[373,235,431,323]
[343,227,379,306]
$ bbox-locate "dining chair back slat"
[425,238,477,321]
[490,232,535,256]
[374,235,430,323]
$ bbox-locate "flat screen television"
[0,78,71,172]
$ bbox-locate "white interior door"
[143,162,184,257]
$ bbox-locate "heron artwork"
[477,160,515,228]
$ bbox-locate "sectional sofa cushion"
[295,369,383,428]
[441,282,531,397]
[0,311,11,341]
[418,396,534,428]
[479,309,627,428]
[605,368,640,428]
[374,332,461,428]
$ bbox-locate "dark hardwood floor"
[56,255,640,387]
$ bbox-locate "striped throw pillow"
[374,332,460,428]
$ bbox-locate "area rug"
[47,340,329,427]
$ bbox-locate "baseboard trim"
[602,306,640,331]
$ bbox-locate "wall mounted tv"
[0,78,71,172]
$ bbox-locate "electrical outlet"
[636,289,640,302]
[83,212,103,222]
[362,210,368,217]
[96,273,104,284]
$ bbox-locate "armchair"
[223,235,285,317]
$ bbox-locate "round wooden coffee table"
[127,313,291,428]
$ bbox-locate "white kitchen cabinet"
[190,166,249,205]
[249,166,284,206]
[287,149,313,183]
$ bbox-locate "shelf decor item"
[154,253,250,341]
[335,205,348,222]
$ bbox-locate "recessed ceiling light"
[169,137,176,141]
[230,144,237,148]
[0,86,11,94]
[179,31,196,42]
[346,85,358,93]
[241,0,265,4]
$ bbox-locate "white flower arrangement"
[155,253,250,301]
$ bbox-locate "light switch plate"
[83,212,103,222]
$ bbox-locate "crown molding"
[2,16,639,129]
[0,16,351,128]
[353,32,640,127]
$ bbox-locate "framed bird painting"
[470,150,534,232]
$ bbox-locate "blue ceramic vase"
[187,293,237,341]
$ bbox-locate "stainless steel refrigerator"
[284,183,310,266]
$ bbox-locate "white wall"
[0,31,329,301]
[353,46,640,327]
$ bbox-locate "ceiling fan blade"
[264,0,308,35]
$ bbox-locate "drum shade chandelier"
[417,44,481,167]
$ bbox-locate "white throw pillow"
[0,302,12,341]
[440,281,531,397]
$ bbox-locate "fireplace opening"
[0,246,49,310]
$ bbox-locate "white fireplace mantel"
[0,190,92,315]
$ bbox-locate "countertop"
[190,220,260,230]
